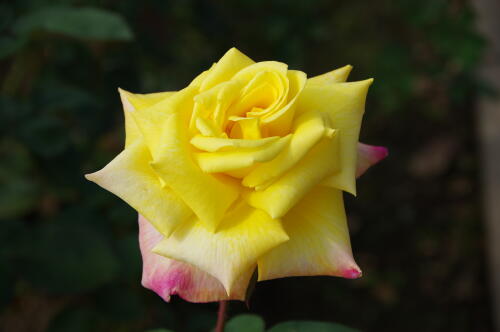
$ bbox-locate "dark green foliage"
[13,6,133,41]
[0,0,490,331]
[225,314,265,332]
[268,321,359,332]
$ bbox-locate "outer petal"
[85,140,191,237]
[356,143,389,178]
[200,48,255,92]
[258,186,361,281]
[307,64,352,85]
[298,79,373,195]
[118,89,175,148]
[139,215,251,302]
[246,130,340,219]
[151,112,240,231]
[128,86,199,160]
[152,202,289,294]
[120,89,175,109]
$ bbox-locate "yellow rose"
[85,48,387,302]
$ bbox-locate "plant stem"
[215,301,228,332]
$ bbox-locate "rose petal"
[139,215,251,302]
[120,89,175,109]
[128,86,199,159]
[151,112,240,231]
[190,135,280,152]
[246,129,340,219]
[195,117,226,138]
[200,48,255,92]
[242,110,328,189]
[258,186,360,281]
[260,70,307,136]
[152,202,289,294]
[307,64,353,85]
[85,140,191,237]
[118,89,174,148]
[356,143,389,178]
[228,64,288,121]
[228,117,262,139]
[190,80,242,131]
[194,135,291,173]
[298,79,373,195]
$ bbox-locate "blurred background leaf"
[225,314,265,332]
[13,7,133,41]
[267,321,359,332]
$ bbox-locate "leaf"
[0,36,27,59]
[0,255,14,310]
[0,140,39,219]
[47,308,100,332]
[13,6,133,41]
[0,4,14,32]
[96,287,144,319]
[19,116,70,158]
[22,219,119,293]
[114,235,142,283]
[225,314,265,332]
[185,311,216,332]
[145,329,176,332]
[267,321,360,332]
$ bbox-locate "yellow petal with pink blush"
[246,130,340,219]
[85,140,191,237]
[307,64,352,85]
[195,135,291,173]
[242,110,328,190]
[151,112,240,231]
[152,202,289,294]
[258,186,361,281]
[298,79,373,195]
[139,215,252,302]
[356,143,389,178]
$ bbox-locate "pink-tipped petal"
[257,186,361,281]
[139,215,251,303]
[356,143,388,178]
[341,267,362,279]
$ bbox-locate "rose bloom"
[86,48,387,302]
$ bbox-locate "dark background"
[0,0,492,331]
